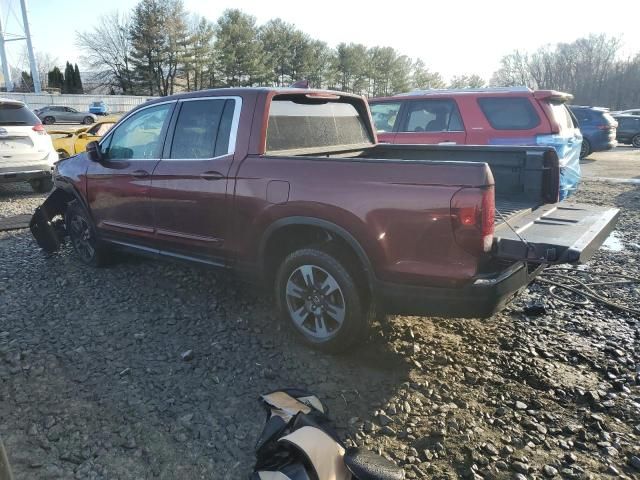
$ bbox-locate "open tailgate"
[494,203,619,264]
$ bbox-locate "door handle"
[200,171,225,181]
[132,169,150,178]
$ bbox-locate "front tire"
[65,201,109,267]
[632,135,640,148]
[580,138,591,159]
[82,116,94,125]
[29,177,53,193]
[275,248,370,353]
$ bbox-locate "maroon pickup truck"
[31,88,619,351]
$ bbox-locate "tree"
[47,66,64,90]
[63,61,75,93]
[333,43,369,93]
[448,74,486,89]
[411,59,445,90]
[74,64,84,93]
[76,11,134,94]
[181,15,215,91]
[214,9,266,87]
[129,0,188,95]
[490,34,638,109]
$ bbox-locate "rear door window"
[370,102,401,133]
[0,102,39,126]
[478,97,540,130]
[169,99,236,159]
[402,99,464,132]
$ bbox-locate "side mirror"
[86,141,102,162]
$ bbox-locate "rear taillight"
[32,124,47,135]
[451,186,495,255]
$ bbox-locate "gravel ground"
[1,180,639,479]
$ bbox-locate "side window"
[103,103,172,160]
[402,99,463,132]
[169,98,235,159]
[478,97,540,130]
[370,102,401,133]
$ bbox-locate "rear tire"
[275,248,371,353]
[65,201,110,267]
[632,135,640,148]
[29,177,53,193]
[43,116,55,125]
[579,139,591,159]
[82,116,94,125]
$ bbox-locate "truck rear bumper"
[377,261,542,318]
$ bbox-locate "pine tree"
[63,62,74,93]
[74,64,83,93]
[47,66,64,91]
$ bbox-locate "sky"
[2,0,640,82]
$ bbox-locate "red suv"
[368,87,582,200]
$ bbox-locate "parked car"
[567,105,617,158]
[611,108,640,116]
[89,101,109,116]
[368,87,582,200]
[613,114,640,147]
[30,88,618,351]
[0,98,57,192]
[50,116,118,158]
[36,106,97,125]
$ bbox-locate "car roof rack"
[394,86,532,96]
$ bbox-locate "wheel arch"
[259,216,376,294]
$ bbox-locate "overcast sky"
[3,0,639,81]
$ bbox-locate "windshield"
[266,96,373,153]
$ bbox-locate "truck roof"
[142,87,364,107]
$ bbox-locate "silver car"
[36,106,97,125]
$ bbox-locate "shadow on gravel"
[0,231,410,479]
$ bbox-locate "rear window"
[477,97,540,130]
[91,102,103,107]
[266,97,372,153]
[602,112,617,126]
[0,102,39,126]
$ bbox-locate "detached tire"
[29,177,53,193]
[65,201,110,267]
[275,248,371,353]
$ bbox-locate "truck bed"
[358,144,557,226]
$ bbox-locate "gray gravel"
[1,179,639,479]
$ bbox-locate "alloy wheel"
[69,214,95,263]
[285,264,346,341]
[633,135,640,148]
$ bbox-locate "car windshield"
[0,102,40,126]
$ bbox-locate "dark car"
[30,88,619,352]
[568,105,617,158]
[613,114,640,147]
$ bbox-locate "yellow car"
[51,116,119,158]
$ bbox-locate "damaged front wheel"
[66,201,110,267]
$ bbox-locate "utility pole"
[0,0,41,93]
[19,0,40,92]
